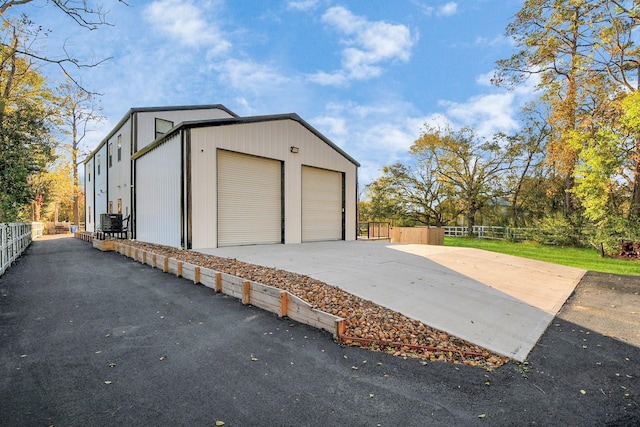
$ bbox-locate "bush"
[588,216,640,256]
[525,213,585,246]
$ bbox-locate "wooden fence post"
[216,272,222,292]
[194,266,200,284]
[280,292,288,317]
[242,281,250,305]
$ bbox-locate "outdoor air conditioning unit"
[100,213,123,232]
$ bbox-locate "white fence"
[444,226,528,241]
[31,222,44,239]
[1,223,34,276]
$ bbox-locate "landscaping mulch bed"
[123,240,510,369]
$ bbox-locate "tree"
[410,126,514,231]
[494,0,608,216]
[0,1,124,221]
[503,105,551,226]
[57,80,104,226]
[1,0,128,87]
[595,1,640,218]
[0,18,56,221]
[364,162,457,226]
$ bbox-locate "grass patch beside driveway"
[445,237,640,276]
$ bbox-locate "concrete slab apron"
[199,241,586,361]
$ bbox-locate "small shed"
[132,113,359,249]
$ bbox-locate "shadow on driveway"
[0,236,638,426]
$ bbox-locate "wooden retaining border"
[112,241,345,338]
[74,231,94,243]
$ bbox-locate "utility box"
[100,213,123,232]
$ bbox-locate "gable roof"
[132,113,360,167]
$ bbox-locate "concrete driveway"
[200,241,586,361]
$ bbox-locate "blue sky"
[16,0,535,185]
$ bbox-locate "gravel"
[122,240,510,369]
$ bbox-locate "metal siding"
[302,166,343,242]
[94,144,108,220]
[136,134,182,247]
[85,160,95,231]
[190,133,218,249]
[189,119,357,247]
[106,122,132,217]
[135,108,235,151]
[217,150,282,247]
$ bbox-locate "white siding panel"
[217,150,281,247]
[95,144,108,220]
[85,160,95,231]
[106,122,132,217]
[136,135,182,247]
[302,166,342,242]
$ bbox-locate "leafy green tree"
[363,162,457,226]
[0,18,56,221]
[0,1,123,222]
[410,126,514,231]
[596,2,640,218]
[494,0,609,216]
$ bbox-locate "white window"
[155,118,174,139]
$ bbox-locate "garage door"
[217,150,282,247]
[302,166,343,242]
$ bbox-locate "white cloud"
[474,34,511,48]
[439,93,519,137]
[311,116,348,146]
[286,0,321,12]
[211,58,292,94]
[437,2,458,17]
[414,2,458,17]
[311,6,416,84]
[308,71,348,86]
[475,71,495,87]
[145,0,231,55]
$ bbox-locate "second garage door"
[217,150,282,247]
[302,166,343,242]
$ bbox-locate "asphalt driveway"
[0,236,638,426]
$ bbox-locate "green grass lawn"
[444,237,640,276]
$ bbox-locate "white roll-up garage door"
[218,150,282,247]
[302,166,343,242]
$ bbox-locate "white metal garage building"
[128,112,359,249]
[84,105,237,233]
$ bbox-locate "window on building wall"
[88,168,91,182]
[97,155,101,175]
[88,207,92,223]
[155,118,174,139]
[108,143,113,168]
[117,134,122,162]
[109,201,113,213]
[117,199,122,214]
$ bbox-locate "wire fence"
[1,223,36,276]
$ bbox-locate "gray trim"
[132,113,360,167]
